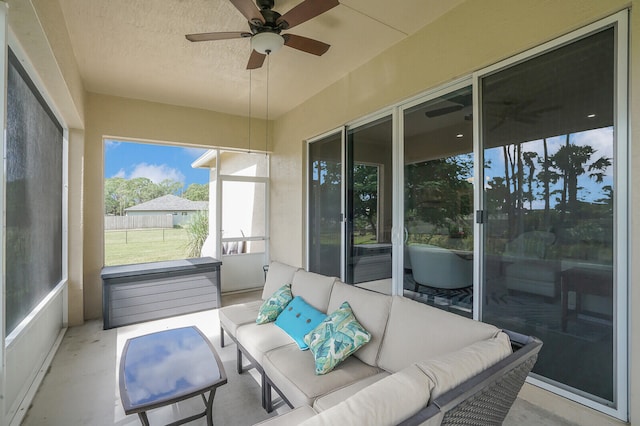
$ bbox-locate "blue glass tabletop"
[119,326,225,412]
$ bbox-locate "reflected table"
[560,265,613,332]
[119,326,227,426]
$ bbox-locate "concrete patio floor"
[21,291,579,426]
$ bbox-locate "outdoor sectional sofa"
[218,261,542,425]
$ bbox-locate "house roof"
[125,195,208,212]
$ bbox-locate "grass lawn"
[105,228,190,266]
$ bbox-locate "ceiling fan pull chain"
[265,53,270,154]
[249,68,252,153]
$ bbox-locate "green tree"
[522,151,538,210]
[405,154,473,239]
[183,183,209,201]
[104,177,128,215]
[550,144,610,215]
[104,177,184,215]
[352,164,379,237]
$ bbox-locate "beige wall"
[270,0,635,424]
[82,93,268,318]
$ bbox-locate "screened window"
[6,49,64,334]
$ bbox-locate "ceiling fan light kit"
[186,0,339,69]
[251,32,284,54]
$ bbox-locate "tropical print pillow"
[256,284,293,324]
[303,301,371,375]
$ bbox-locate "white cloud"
[104,140,121,150]
[128,163,185,184]
[182,147,208,158]
[112,169,126,178]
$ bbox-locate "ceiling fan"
[186,0,339,69]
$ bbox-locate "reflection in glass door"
[480,27,616,405]
[308,132,342,277]
[346,116,392,285]
[403,86,474,316]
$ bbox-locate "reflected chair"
[408,244,473,290]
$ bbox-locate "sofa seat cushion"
[299,364,435,426]
[312,372,389,412]
[219,300,263,338]
[262,262,300,300]
[377,296,501,373]
[262,344,382,408]
[236,323,296,366]
[325,281,391,366]
[253,406,317,426]
[291,270,336,312]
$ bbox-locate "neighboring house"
[124,194,207,227]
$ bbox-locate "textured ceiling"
[58,0,464,118]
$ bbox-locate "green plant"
[184,210,209,258]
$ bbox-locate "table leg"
[206,388,217,426]
[138,412,150,426]
[236,347,243,374]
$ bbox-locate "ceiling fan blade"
[186,31,252,42]
[283,34,330,56]
[277,0,339,30]
[230,0,265,24]
[247,50,267,69]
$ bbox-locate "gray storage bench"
[101,257,221,329]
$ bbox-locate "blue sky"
[104,140,209,187]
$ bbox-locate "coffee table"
[119,326,227,425]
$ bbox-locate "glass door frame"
[397,77,475,299]
[345,112,394,286]
[472,11,628,420]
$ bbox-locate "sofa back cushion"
[416,332,512,399]
[291,270,336,312]
[299,364,434,426]
[377,296,501,372]
[326,281,391,366]
[262,261,300,300]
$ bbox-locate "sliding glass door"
[479,23,623,410]
[403,86,474,316]
[306,13,627,417]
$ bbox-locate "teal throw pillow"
[275,296,327,350]
[256,284,293,324]
[303,301,371,375]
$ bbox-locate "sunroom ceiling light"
[587,113,596,118]
[252,32,284,55]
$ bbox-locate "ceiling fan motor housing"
[256,0,275,10]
